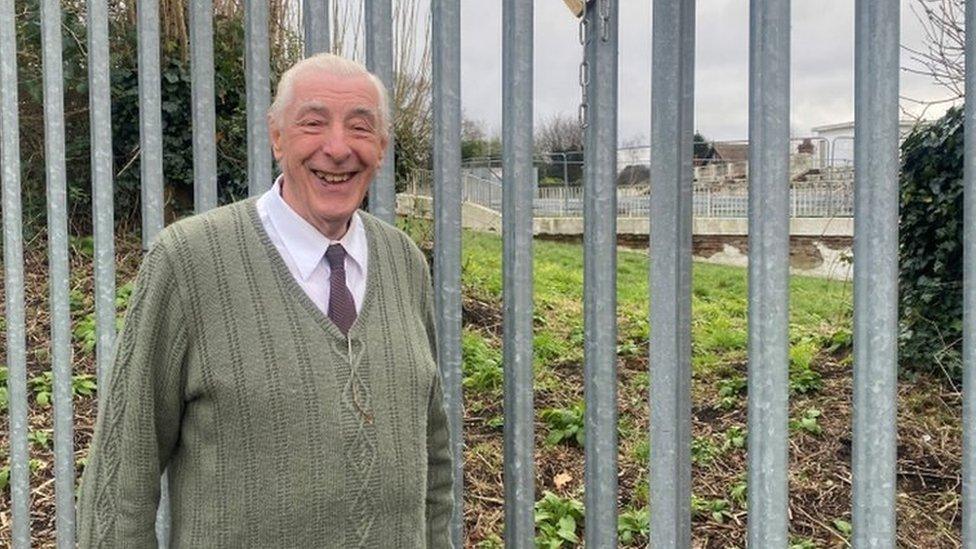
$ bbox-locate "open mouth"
[311,169,355,184]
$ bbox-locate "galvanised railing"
[1,1,974,548]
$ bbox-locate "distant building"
[811,119,921,165]
[709,142,749,164]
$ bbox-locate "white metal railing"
[403,170,854,218]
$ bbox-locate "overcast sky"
[455,1,956,143]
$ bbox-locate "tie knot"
[325,243,346,269]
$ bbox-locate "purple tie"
[325,244,357,335]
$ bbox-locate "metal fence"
[1,1,974,549]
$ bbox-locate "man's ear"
[379,135,390,163]
[268,115,283,160]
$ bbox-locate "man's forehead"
[293,100,378,119]
[290,69,378,101]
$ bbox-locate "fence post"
[1,1,30,545]
[962,0,975,544]
[746,0,791,545]
[40,0,77,543]
[190,0,218,213]
[365,0,396,223]
[852,0,900,545]
[245,1,272,197]
[650,0,695,545]
[138,0,164,249]
[502,1,535,544]
[582,1,619,546]
[303,0,331,56]
[431,1,464,545]
[88,0,117,399]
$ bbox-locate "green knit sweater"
[77,199,454,548]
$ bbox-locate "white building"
[811,120,921,165]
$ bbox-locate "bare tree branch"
[904,0,966,105]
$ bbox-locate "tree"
[14,0,303,234]
[694,132,714,160]
[904,0,965,111]
[460,117,500,160]
[535,113,584,154]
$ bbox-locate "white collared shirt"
[256,175,368,314]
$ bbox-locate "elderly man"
[78,53,453,548]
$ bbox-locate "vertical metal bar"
[583,1,618,546]
[963,0,976,544]
[650,0,695,546]
[137,0,164,249]
[303,0,331,56]
[852,0,899,546]
[502,0,534,545]
[246,1,273,197]
[746,0,790,546]
[431,1,463,545]
[190,0,217,213]
[88,0,116,393]
[137,3,171,541]
[1,0,30,545]
[365,0,396,223]
[39,0,75,544]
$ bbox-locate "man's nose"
[320,127,353,162]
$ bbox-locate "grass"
[458,228,852,372]
[426,226,960,548]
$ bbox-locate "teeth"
[312,170,352,183]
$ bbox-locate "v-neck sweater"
[77,198,453,548]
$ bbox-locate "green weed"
[691,495,732,523]
[535,491,584,548]
[832,518,852,537]
[617,507,650,544]
[461,330,502,394]
[728,476,747,506]
[541,402,586,447]
[28,372,98,407]
[789,537,818,549]
[691,436,721,466]
[790,408,823,436]
[716,374,747,409]
[28,429,52,450]
[632,439,649,463]
[722,426,746,451]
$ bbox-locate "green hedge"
[898,106,964,382]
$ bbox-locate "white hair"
[268,53,390,140]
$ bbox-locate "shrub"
[899,106,964,381]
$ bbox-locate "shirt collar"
[263,175,368,281]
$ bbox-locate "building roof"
[710,142,749,162]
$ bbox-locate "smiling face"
[270,68,387,240]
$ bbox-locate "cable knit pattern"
[77,198,454,549]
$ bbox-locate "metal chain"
[578,1,590,130]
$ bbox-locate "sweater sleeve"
[77,236,189,548]
[422,261,455,549]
